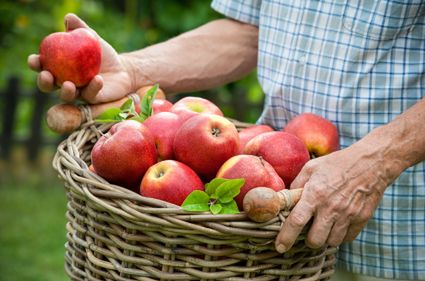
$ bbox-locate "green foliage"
[1,0,264,141]
[182,178,244,214]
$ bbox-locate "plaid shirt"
[211,0,425,279]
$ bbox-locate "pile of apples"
[37,27,339,212]
[90,95,340,209]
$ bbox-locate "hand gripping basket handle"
[243,187,304,223]
[46,85,164,134]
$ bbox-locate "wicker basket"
[53,119,337,281]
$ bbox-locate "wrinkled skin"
[275,135,407,253]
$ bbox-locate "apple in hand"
[244,132,310,187]
[238,124,274,154]
[283,113,340,157]
[91,120,157,190]
[216,155,285,208]
[39,28,101,87]
[143,112,183,160]
[140,160,204,206]
[174,113,239,180]
[170,97,224,123]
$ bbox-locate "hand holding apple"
[29,13,133,103]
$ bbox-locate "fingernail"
[276,244,287,253]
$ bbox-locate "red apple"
[91,120,157,190]
[216,155,285,208]
[143,112,183,160]
[244,132,310,187]
[283,113,340,157]
[238,125,274,154]
[140,160,204,206]
[153,99,173,114]
[39,28,101,87]
[170,97,224,123]
[174,113,239,180]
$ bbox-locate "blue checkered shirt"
[211,0,425,279]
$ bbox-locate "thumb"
[64,13,90,31]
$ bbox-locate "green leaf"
[181,190,210,212]
[120,98,135,112]
[210,203,222,215]
[220,200,240,214]
[205,178,228,196]
[95,107,122,122]
[140,84,159,120]
[216,178,244,203]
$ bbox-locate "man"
[28,0,424,280]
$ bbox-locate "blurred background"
[0,0,264,280]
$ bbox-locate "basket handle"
[243,187,303,223]
[46,85,165,134]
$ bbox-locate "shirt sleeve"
[211,0,262,26]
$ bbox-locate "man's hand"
[275,139,404,253]
[27,13,133,104]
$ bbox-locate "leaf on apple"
[210,203,222,215]
[181,190,210,212]
[216,179,243,203]
[139,84,159,120]
[181,178,244,215]
[205,178,228,198]
[95,84,159,123]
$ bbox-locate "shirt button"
[298,55,307,64]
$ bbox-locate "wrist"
[351,126,407,187]
[119,53,154,93]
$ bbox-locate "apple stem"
[211,128,220,137]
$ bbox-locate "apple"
[283,113,340,157]
[91,120,157,190]
[238,124,274,154]
[174,113,239,180]
[143,112,183,160]
[140,160,204,206]
[153,99,173,114]
[170,96,224,123]
[244,132,310,187]
[39,28,101,87]
[216,155,285,208]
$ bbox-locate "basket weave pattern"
[53,121,337,281]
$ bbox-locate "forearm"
[352,97,425,186]
[121,19,258,94]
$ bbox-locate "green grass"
[0,179,69,281]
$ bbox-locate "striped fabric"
[211,0,425,279]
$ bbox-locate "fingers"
[305,211,335,249]
[275,199,314,253]
[59,81,79,102]
[80,75,104,103]
[37,71,56,93]
[28,54,41,71]
[326,218,350,247]
[344,221,367,242]
[64,13,90,31]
